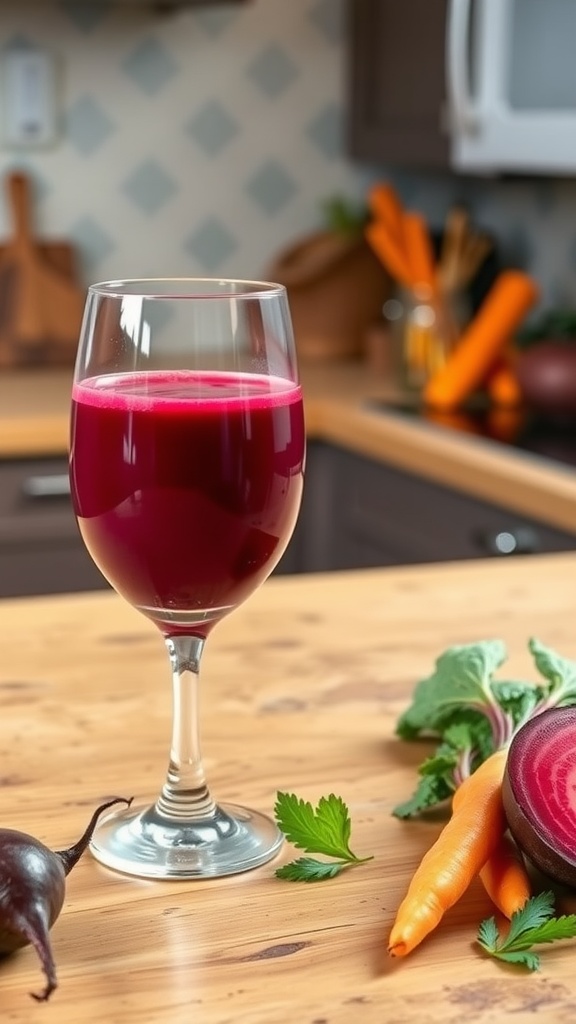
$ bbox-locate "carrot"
[368,182,405,244]
[479,830,532,919]
[388,748,508,957]
[423,406,482,436]
[423,271,539,412]
[486,360,523,407]
[402,212,437,293]
[485,405,526,445]
[365,222,413,289]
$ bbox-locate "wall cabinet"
[93,1,247,7]
[346,0,449,169]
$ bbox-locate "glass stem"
[155,634,217,821]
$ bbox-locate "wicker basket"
[265,230,390,362]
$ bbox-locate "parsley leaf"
[274,792,354,859]
[274,792,373,882]
[477,892,576,971]
[275,857,346,882]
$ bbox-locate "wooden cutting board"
[0,171,86,367]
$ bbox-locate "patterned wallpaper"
[1,0,576,311]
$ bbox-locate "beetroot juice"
[70,371,305,635]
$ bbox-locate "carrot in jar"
[486,359,523,407]
[423,271,539,412]
[368,182,405,244]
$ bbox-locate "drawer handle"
[21,473,71,499]
[473,526,540,556]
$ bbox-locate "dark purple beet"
[502,707,576,888]
[516,341,576,418]
[0,796,131,1001]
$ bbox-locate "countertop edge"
[1,363,576,534]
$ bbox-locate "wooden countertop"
[2,362,576,533]
[2,554,576,1021]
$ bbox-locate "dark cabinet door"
[299,442,576,572]
[0,458,109,599]
[346,0,450,168]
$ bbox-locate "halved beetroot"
[502,706,576,888]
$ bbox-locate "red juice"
[70,371,305,636]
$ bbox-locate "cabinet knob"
[473,526,540,556]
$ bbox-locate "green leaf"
[504,890,555,946]
[529,637,576,706]
[396,640,508,738]
[274,792,356,860]
[393,715,497,818]
[490,679,544,725]
[392,772,453,819]
[275,857,346,882]
[490,950,542,971]
[418,749,459,778]
[506,915,576,951]
[316,793,352,850]
[477,915,499,951]
[476,892,576,971]
[321,196,367,237]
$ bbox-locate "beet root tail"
[55,796,133,875]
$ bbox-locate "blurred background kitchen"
[0,0,574,301]
[3,0,576,598]
[0,0,361,284]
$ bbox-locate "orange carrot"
[479,830,532,919]
[423,271,539,412]
[402,211,437,293]
[486,360,523,407]
[423,406,482,437]
[485,405,526,445]
[388,748,508,957]
[368,182,405,244]
[365,221,414,289]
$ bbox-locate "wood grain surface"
[1,555,576,1022]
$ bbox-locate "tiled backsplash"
[0,0,371,284]
[1,0,576,310]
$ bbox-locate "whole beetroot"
[0,796,131,1001]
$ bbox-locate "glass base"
[89,800,284,880]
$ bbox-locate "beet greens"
[392,637,576,818]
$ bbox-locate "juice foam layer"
[73,371,301,413]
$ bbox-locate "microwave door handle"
[446,0,478,134]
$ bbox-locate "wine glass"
[69,279,305,880]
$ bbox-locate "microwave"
[446,0,576,174]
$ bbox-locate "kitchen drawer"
[0,455,304,596]
[301,443,576,571]
[0,457,110,597]
[0,457,73,540]
[0,540,108,598]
